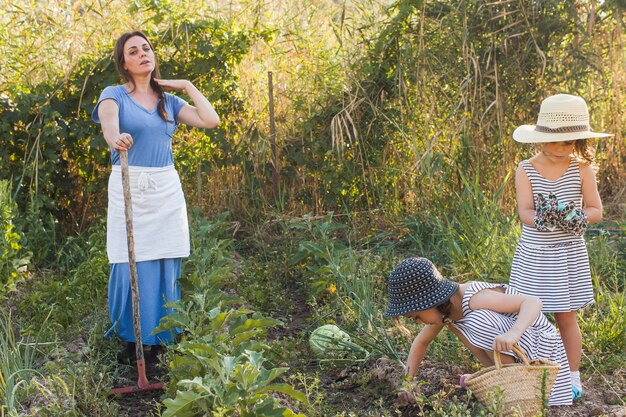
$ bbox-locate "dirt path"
[110,363,165,416]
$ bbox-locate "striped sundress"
[509,158,594,312]
[451,281,572,406]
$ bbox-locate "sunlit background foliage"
[0,0,624,416]
[2,0,623,231]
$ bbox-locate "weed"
[0,308,45,414]
[288,372,325,417]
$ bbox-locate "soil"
[68,282,626,417]
[114,389,162,417]
[104,256,626,417]
[300,357,626,417]
[102,312,625,417]
[110,356,167,417]
[261,273,625,416]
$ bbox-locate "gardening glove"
[534,192,560,232]
[557,201,589,236]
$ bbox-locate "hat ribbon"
[535,124,589,133]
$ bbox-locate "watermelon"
[309,324,351,357]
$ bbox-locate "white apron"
[107,165,190,264]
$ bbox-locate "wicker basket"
[465,344,560,416]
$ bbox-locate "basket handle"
[494,344,529,369]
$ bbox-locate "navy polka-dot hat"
[385,257,459,317]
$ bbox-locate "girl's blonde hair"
[572,139,595,165]
[392,317,413,338]
[392,300,454,338]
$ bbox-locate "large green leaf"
[162,389,206,417]
[230,318,281,336]
[257,383,308,404]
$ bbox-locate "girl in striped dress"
[511,94,613,399]
[385,257,572,407]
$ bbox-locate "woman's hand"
[161,79,220,129]
[154,78,191,92]
[110,133,133,152]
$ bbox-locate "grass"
[582,231,626,366]
[1,208,624,415]
[0,308,44,415]
[2,174,624,416]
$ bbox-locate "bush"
[0,180,31,298]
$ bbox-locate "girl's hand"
[397,385,420,406]
[557,202,589,236]
[493,329,521,352]
[110,133,133,152]
[154,78,191,93]
[534,192,560,231]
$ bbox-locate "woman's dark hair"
[113,31,169,122]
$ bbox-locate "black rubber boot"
[117,342,137,365]
[145,345,164,364]
[145,345,165,374]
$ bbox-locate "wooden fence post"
[268,71,279,201]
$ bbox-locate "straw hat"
[513,94,613,143]
[385,257,459,317]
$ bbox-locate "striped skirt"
[509,239,593,312]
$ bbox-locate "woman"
[92,31,219,363]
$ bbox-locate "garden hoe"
[111,151,165,394]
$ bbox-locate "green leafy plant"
[16,221,108,335]
[582,232,626,360]
[0,180,31,298]
[163,350,307,417]
[18,375,77,417]
[288,214,403,362]
[156,214,306,416]
[287,372,325,417]
[289,212,350,300]
[17,354,121,417]
[414,167,519,281]
[158,269,303,415]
